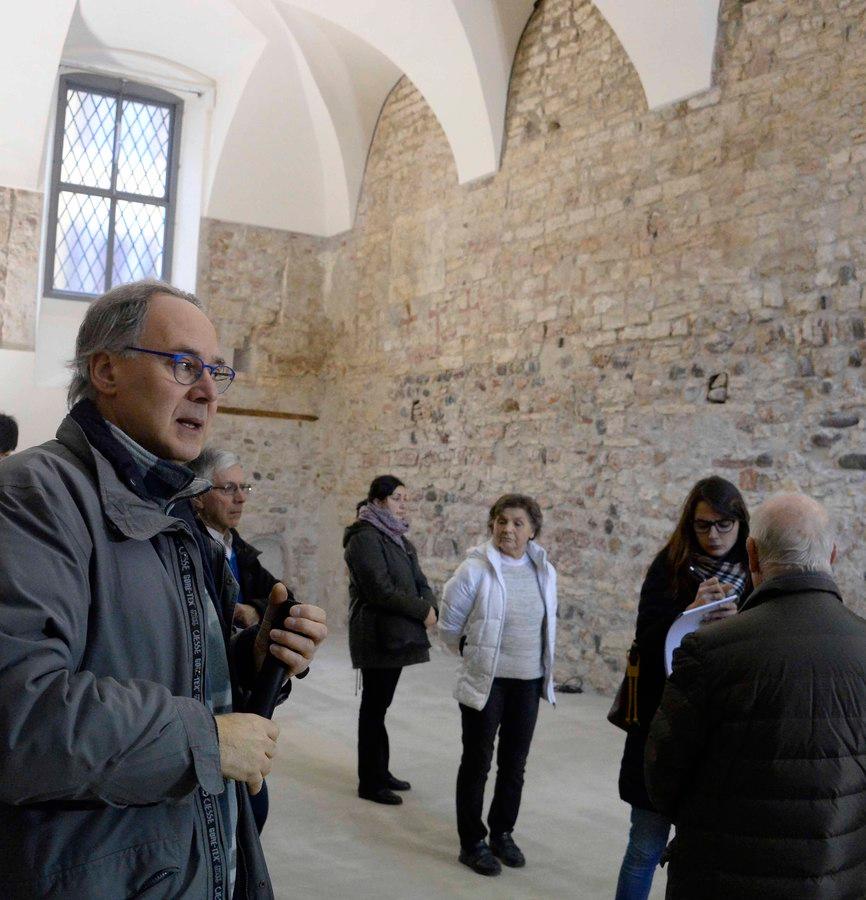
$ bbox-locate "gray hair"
[749,493,835,575]
[68,279,202,407]
[188,446,240,483]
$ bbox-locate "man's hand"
[424,606,437,628]
[253,582,328,675]
[233,603,261,628]
[215,712,279,795]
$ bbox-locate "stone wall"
[204,411,323,601]
[197,218,331,606]
[201,0,866,691]
[0,188,42,349]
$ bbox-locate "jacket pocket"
[375,610,430,653]
[22,837,184,900]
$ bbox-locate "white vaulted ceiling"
[0,0,722,237]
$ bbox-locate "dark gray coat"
[343,520,436,669]
[646,572,866,899]
[0,416,272,899]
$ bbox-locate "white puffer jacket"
[439,539,557,710]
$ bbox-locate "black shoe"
[384,773,411,791]
[490,832,525,868]
[459,841,502,876]
[358,786,402,805]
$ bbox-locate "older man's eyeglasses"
[693,518,736,534]
[213,482,253,496]
[125,346,236,394]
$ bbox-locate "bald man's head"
[747,493,835,585]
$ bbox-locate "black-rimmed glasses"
[125,346,235,394]
[693,518,736,534]
[212,482,253,496]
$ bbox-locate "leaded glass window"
[45,74,182,299]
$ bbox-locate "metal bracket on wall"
[217,406,318,422]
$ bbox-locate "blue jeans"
[614,806,671,900]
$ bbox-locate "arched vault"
[0,0,721,237]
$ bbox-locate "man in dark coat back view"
[646,492,866,900]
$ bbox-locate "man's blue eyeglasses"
[125,346,236,394]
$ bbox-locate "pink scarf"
[358,502,409,548]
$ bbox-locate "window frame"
[44,73,183,301]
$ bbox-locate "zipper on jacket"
[489,547,556,707]
[173,536,227,899]
[130,867,179,897]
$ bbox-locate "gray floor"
[262,637,666,899]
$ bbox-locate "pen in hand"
[688,565,738,618]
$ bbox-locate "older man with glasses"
[188,446,292,837]
[190,447,279,631]
[0,279,327,899]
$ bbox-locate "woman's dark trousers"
[358,666,403,790]
[456,677,542,849]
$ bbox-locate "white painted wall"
[0,1,76,191]
[205,1,331,234]
[68,0,266,217]
[0,350,68,451]
[593,0,721,108]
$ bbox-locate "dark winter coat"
[232,530,282,616]
[194,520,286,619]
[645,572,866,899]
[618,549,751,811]
[343,520,436,669]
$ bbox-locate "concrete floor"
[262,637,666,899]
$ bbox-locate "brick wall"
[205,0,866,690]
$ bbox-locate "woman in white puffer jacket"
[439,494,557,878]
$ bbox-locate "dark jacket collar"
[231,528,261,561]
[739,570,842,613]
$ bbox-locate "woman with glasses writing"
[615,476,751,900]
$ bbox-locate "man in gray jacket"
[646,493,866,898]
[0,281,327,899]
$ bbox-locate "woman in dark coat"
[343,475,437,805]
[615,476,752,900]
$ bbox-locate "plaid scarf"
[690,553,749,599]
[357,501,409,548]
[69,399,210,509]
